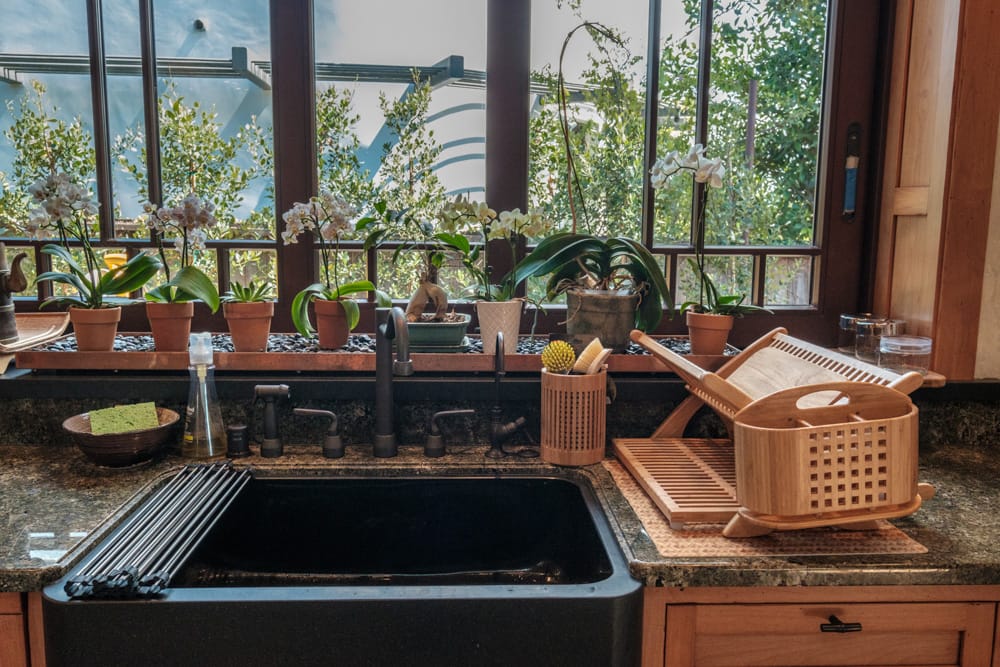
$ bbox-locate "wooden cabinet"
[643,586,1000,667]
[0,592,28,667]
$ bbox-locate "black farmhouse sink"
[44,474,641,666]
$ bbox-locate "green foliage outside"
[0,0,827,309]
[528,0,828,305]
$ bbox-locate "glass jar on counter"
[878,335,932,375]
[838,312,874,353]
[854,317,906,363]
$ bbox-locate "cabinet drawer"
[679,602,994,666]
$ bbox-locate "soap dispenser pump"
[183,332,225,457]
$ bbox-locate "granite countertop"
[2,442,1000,592]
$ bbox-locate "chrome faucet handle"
[424,409,476,458]
[293,408,343,459]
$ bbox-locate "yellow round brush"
[541,340,576,373]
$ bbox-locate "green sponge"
[89,402,160,435]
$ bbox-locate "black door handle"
[820,614,863,633]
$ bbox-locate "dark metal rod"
[95,465,226,576]
[74,466,198,576]
[120,465,232,571]
[138,468,247,572]
[151,470,251,580]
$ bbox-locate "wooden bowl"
[63,407,180,467]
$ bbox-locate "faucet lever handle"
[425,409,476,458]
[293,408,343,459]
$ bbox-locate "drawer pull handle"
[820,615,863,633]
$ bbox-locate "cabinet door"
[664,602,995,666]
[0,592,27,667]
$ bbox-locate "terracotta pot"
[146,301,195,352]
[69,306,121,352]
[223,301,274,352]
[565,289,639,352]
[314,298,350,349]
[686,310,734,355]
[476,300,522,355]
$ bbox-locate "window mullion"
[85,0,114,242]
[486,0,530,285]
[691,0,715,252]
[640,0,661,250]
[138,0,162,217]
[269,0,317,328]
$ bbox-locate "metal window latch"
[820,614,863,633]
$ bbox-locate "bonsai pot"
[407,313,472,350]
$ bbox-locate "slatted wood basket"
[540,368,606,466]
[725,381,921,536]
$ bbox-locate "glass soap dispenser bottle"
[183,332,225,457]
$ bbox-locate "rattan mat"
[604,459,927,557]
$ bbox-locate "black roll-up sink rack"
[64,462,251,600]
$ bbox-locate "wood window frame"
[6,0,894,348]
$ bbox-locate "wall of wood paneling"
[876,0,1000,380]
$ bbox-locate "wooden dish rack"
[723,381,931,537]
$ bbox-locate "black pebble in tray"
[36,333,704,356]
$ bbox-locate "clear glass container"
[878,335,932,375]
[838,312,874,353]
[854,317,906,363]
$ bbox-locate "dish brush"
[541,340,576,373]
[572,338,611,374]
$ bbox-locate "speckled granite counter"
[2,442,1000,592]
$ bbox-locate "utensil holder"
[540,368,606,466]
[733,381,918,518]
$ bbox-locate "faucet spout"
[374,307,411,457]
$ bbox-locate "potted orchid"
[436,198,552,354]
[650,144,769,354]
[284,192,389,349]
[28,173,162,351]
[141,194,222,351]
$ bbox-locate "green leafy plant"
[283,192,389,337]
[141,194,221,312]
[28,173,162,309]
[435,198,553,302]
[514,20,671,332]
[221,280,273,304]
[513,232,671,331]
[679,257,772,317]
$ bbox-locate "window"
[0,0,889,344]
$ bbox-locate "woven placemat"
[604,460,928,557]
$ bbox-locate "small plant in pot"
[513,232,671,351]
[680,257,772,355]
[434,198,552,354]
[27,173,162,351]
[284,192,389,349]
[141,194,222,351]
[650,144,770,354]
[513,20,671,352]
[221,280,274,352]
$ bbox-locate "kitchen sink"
[44,473,641,666]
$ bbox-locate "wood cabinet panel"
[0,613,27,667]
[645,588,998,667]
